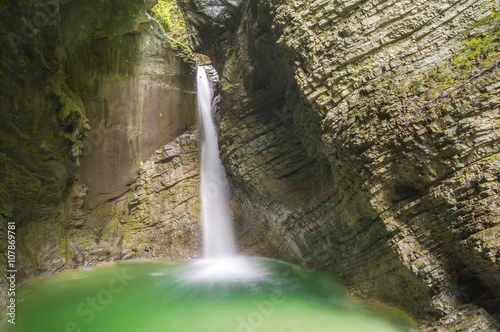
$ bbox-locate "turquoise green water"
[1,257,417,332]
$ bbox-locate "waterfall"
[188,66,264,282]
[197,65,237,258]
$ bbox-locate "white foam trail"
[180,256,270,283]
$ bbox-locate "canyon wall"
[0,0,201,305]
[181,0,500,329]
[1,0,499,329]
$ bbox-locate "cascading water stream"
[188,65,270,282]
[197,65,237,258]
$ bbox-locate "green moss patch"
[151,0,195,63]
[394,11,500,132]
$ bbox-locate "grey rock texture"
[181,0,500,328]
[0,0,200,306]
[65,132,201,266]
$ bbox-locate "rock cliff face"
[181,0,499,328]
[0,0,201,304]
[64,131,201,265]
[1,0,499,329]
[58,0,201,266]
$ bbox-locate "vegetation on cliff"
[151,0,195,63]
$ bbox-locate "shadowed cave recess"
[0,0,499,330]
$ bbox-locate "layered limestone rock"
[65,131,201,265]
[181,0,499,328]
[0,0,200,305]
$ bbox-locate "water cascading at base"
[1,260,416,332]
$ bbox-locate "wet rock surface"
[0,0,498,329]
[181,0,500,328]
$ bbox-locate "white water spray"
[181,66,266,283]
[197,66,237,258]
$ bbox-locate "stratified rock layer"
[65,132,201,265]
[181,0,499,328]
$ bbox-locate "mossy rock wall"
[0,0,200,306]
[0,0,90,293]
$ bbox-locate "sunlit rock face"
[61,0,201,265]
[180,0,500,329]
[0,0,200,300]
